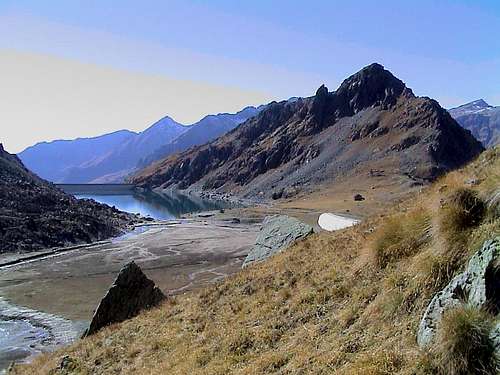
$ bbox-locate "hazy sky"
[1,0,499,153]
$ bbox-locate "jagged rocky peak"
[450,99,493,115]
[335,63,411,114]
[470,99,491,108]
[131,63,483,198]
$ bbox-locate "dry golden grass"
[12,149,499,375]
[431,307,496,375]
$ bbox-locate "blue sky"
[1,1,499,151]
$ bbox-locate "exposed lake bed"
[0,188,359,371]
[0,189,259,371]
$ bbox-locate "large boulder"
[417,237,500,347]
[84,261,165,336]
[242,215,313,268]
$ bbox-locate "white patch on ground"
[318,213,360,231]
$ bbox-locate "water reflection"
[75,191,231,220]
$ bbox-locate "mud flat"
[0,219,259,369]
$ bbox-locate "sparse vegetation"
[12,148,499,374]
[431,307,497,375]
[372,207,431,268]
[438,188,486,235]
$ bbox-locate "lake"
[74,191,231,220]
[0,191,238,371]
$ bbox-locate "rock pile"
[0,144,137,253]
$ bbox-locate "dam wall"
[56,184,136,195]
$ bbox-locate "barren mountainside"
[132,63,484,199]
[0,144,135,253]
[19,107,262,184]
[449,99,500,148]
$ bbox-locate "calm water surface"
[0,192,231,371]
[75,191,230,220]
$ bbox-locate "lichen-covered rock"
[242,215,313,268]
[491,321,500,355]
[84,262,165,336]
[417,237,500,347]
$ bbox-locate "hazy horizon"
[1,0,500,153]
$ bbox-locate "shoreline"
[0,221,169,270]
[0,217,260,370]
[0,297,85,372]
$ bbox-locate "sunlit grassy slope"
[14,148,499,375]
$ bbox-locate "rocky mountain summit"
[0,144,136,253]
[449,99,500,147]
[132,63,484,199]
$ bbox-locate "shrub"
[432,306,497,375]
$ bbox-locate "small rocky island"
[0,144,137,253]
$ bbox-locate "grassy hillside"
[13,148,499,374]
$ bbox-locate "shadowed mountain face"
[449,99,500,148]
[131,63,484,199]
[0,144,135,253]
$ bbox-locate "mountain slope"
[137,106,262,169]
[16,148,499,375]
[62,116,188,183]
[19,107,261,184]
[19,130,137,183]
[449,99,500,147]
[132,63,484,199]
[0,144,135,253]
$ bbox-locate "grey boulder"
[84,261,165,336]
[242,215,313,268]
[417,237,500,348]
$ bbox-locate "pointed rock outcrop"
[84,261,165,336]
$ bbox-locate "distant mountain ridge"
[20,130,137,183]
[138,106,262,168]
[132,63,484,200]
[19,106,261,183]
[449,99,500,147]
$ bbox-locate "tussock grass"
[12,148,500,375]
[432,307,497,375]
[372,207,431,268]
[438,188,486,235]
